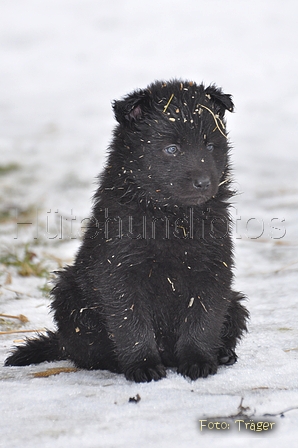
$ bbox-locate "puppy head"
[111,80,234,207]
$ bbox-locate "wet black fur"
[5,79,249,382]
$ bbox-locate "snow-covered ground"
[0,1,297,447]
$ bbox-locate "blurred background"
[1,0,297,218]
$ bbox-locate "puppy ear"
[112,90,151,125]
[205,85,234,117]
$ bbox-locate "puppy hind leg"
[218,291,249,365]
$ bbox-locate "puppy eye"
[164,145,179,156]
[206,143,214,152]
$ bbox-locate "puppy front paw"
[125,362,166,383]
[177,360,217,380]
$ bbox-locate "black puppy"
[5,80,248,382]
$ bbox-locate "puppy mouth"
[182,186,219,206]
[176,194,212,206]
[151,188,215,206]
[195,196,210,205]
[172,184,218,206]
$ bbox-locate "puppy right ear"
[112,90,151,126]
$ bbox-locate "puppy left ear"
[205,85,234,117]
[112,90,151,126]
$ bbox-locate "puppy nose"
[193,175,211,190]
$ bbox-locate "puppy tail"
[4,330,66,366]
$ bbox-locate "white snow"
[0,0,298,447]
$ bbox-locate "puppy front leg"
[105,299,166,383]
[176,302,224,380]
